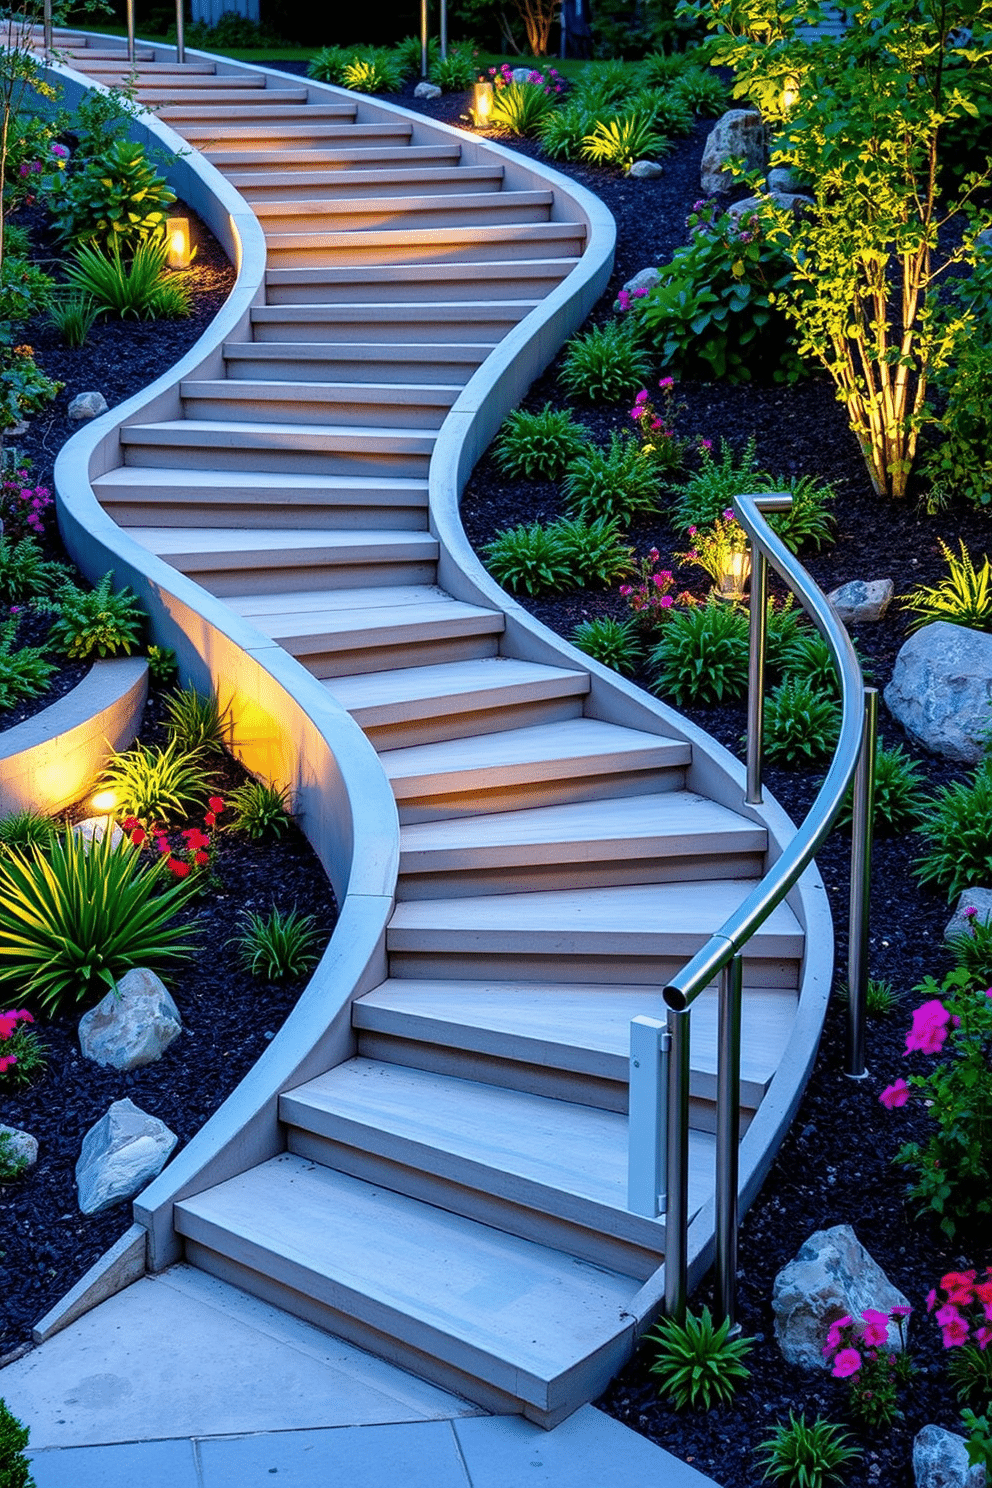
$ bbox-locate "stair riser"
[192,557,439,598]
[141,89,306,106]
[78,60,217,73]
[263,269,575,305]
[122,443,430,479]
[180,393,453,431]
[194,124,413,146]
[101,496,428,531]
[298,631,499,680]
[354,695,587,754]
[393,763,688,824]
[264,231,585,269]
[205,146,453,170]
[223,355,482,386]
[388,948,802,989]
[234,172,503,202]
[397,849,768,900]
[285,1127,663,1281]
[249,317,516,345]
[255,202,552,234]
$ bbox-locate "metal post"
[126,0,135,63]
[560,0,568,57]
[440,0,448,60]
[628,1016,669,1217]
[745,546,768,806]
[420,0,429,76]
[175,0,185,65]
[43,0,52,57]
[715,955,743,1327]
[664,1006,690,1323]
[846,685,877,1079]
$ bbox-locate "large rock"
[78,967,181,1072]
[772,1223,911,1369]
[67,391,108,421]
[413,81,441,99]
[629,160,664,179]
[700,109,766,195]
[623,267,662,295]
[884,621,992,763]
[913,1425,985,1488]
[0,1124,38,1173]
[511,66,533,84]
[827,578,894,626]
[727,190,814,223]
[946,886,992,943]
[75,1098,177,1216]
[71,816,125,852]
[768,164,805,192]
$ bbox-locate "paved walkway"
[0,1266,720,1487]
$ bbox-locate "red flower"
[122,816,140,831]
[208,796,224,812]
[131,827,146,847]
[167,859,191,878]
[204,812,216,826]
[193,850,209,866]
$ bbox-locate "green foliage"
[307,45,350,82]
[430,43,478,91]
[834,742,927,837]
[163,686,230,757]
[562,432,660,524]
[489,81,555,135]
[646,1306,753,1411]
[948,914,992,985]
[671,440,834,553]
[571,60,632,111]
[915,762,992,901]
[0,338,62,435]
[482,515,632,595]
[755,1412,861,1488]
[393,34,439,78]
[559,321,653,402]
[649,598,749,705]
[923,256,992,509]
[0,829,199,1015]
[494,403,590,480]
[901,539,992,633]
[0,535,69,604]
[48,573,144,660]
[0,255,55,323]
[580,113,670,170]
[98,738,214,823]
[0,1130,28,1183]
[949,1342,992,1410]
[48,292,98,348]
[70,86,143,161]
[48,139,176,251]
[228,780,292,840]
[629,85,694,138]
[146,645,178,688]
[537,101,599,160]
[837,977,901,1017]
[0,620,57,713]
[0,1014,47,1088]
[0,812,58,855]
[672,67,729,117]
[570,615,642,675]
[184,11,287,48]
[551,516,634,587]
[762,678,840,768]
[233,904,322,980]
[962,1411,992,1476]
[341,53,405,93]
[64,237,192,321]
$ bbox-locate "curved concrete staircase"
[47,38,830,1428]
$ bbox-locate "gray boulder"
[827,578,894,626]
[511,66,532,84]
[913,1425,985,1488]
[629,160,664,179]
[72,816,125,852]
[945,887,992,943]
[768,165,806,192]
[413,81,441,99]
[622,267,662,295]
[78,967,181,1072]
[0,1124,38,1172]
[884,621,992,763]
[68,391,108,421]
[700,110,766,195]
[75,1098,177,1216]
[727,190,814,223]
[772,1223,910,1369]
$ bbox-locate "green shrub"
[0,535,70,604]
[341,53,404,93]
[48,292,98,349]
[0,1130,29,1184]
[98,739,214,823]
[0,621,57,712]
[64,238,192,321]
[489,82,555,135]
[838,977,901,1017]
[0,1009,48,1088]
[146,645,178,688]
[0,255,55,323]
[562,433,660,524]
[901,539,992,633]
[48,572,145,660]
[580,112,670,170]
[559,321,653,402]
[0,340,62,437]
[649,598,749,706]
[0,830,199,1015]
[915,763,992,900]
[430,44,477,91]
[164,685,231,756]
[70,83,144,160]
[924,250,992,508]
[184,11,286,47]
[233,905,322,980]
[483,521,576,595]
[228,780,292,840]
[537,101,598,161]
[948,1340,992,1410]
[762,678,840,768]
[755,1412,861,1488]
[307,44,350,83]
[48,140,176,251]
[834,742,927,837]
[646,1306,753,1410]
[570,615,642,675]
[629,86,695,138]
[494,404,590,480]
[393,33,439,78]
[672,68,729,117]
[639,51,698,87]
[552,516,633,587]
[948,913,992,985]
[0,812,59,855]
[671,441,834,554]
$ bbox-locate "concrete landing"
[0,1265,721,1486]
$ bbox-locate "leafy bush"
[65,238,192,321]
[494,404,590,480]
[915,762,992,900]
[0,255,55,323]
[184,11,286,47]
[762,678,841,768]
[834,742,927,837]
[0,1130,28,1183]
[48,572,145,660]
[393,34,438,78]
[537,102,598,160]
[0,830,199,1015]
[562,433,660,524]
[146,645,178,688]
[672,68,729,117]
[48,140,176,251]
[948,911,992,985]
[307,45,350,82]
[646,1306,753,1410]
[649,598,749,706]
[483,521,577,596]
[430,44,477,91]
[559,321,653,402]
[233,905,322,980]
[0,1397,35,1488]
[0,1007,47,1088]
[580,113,670,170]
[628,200,803,383]
[570,616,642,675]
[552,516,633,587]
[164,686,230,756]
[70,85,143,161]
[0,812,58,856]
[341,54,404,93]
[489,82,555,136]
[901,539,992,633]
[922,255,992,509]
[571,59,632,111]
[755,1412,860,1488]
[0,621,57,712]
[670,440,834,554]
[98,739,214,823]
[629,86,695,138]
[228,780,292,840]
[0,339,62,436]
[0,535,69,604]
[48,292,98,348]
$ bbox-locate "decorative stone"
[976,225,992,253]
[884,621,992,764]
[913,1424,985,1488]
[67,391,108,421]
[700,109,766,195]
[827,578,894,626]
[511,66,533,84]
[78,968,181,1072]
[622,267,662,295]
[71,816,125,852]
[629,160,664,179]
[413,81,441,99]
[75,1098,177,1216]
[768,165,805,192]
[727,190,814,223]
[0,1124,38,1172]
[772,1223,911,1370]
[945,886,992,943]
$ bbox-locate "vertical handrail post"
[43,0,52,57]
[715,954,743,1327]
[746,546,768,806]
[846,685,877,1079]
[175,0,185,65]
[126,0,135,63]
[627,1017,669,1216]
[664,1006,690,1323]
[440,0,448,59]
[420,0,429,76]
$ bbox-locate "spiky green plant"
[494,404,590,480]
[915,762,992,900]
[762,678,841,767]
[0,811,58,855]
[48,572,145,660]
[559,321,653,403]
[649,598,749,705]
[570,615,642,675]
[233,905,322,980]
[64,238,191,321]
[562,433,660,524]
[646,1306,753,1411]
[163,685,231,757]
[228,780,292,840]
[98,738,215,823]
[581,113,670,171]
[901,539,992,632]
[489,82,554,136]
[755,1412,860,1488]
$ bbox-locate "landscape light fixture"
[166,217,191,270]
[714,548,751,604]
[471,80,494,126]
[90,789,118,815]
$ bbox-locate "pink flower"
[208,797,225,812]
[975,1324,992,1350]
[659,376,675,389]
[964,905,979,917]
[699,438,713,451]
[617,290,631,311]
[0,1054,17,1073]
[658,595,673,608]
[50,142,68,158]
[936,1302,965,1329]
[632,286,649,298]
[861,1310,890,1348]
[832,1347,862,1378]
[880,1078,911,1109]
[942,1316,970,1347]
[942,1271,977,1305]
[824,1315,853,1355]
[891,1305,912,1319]
[904,998,952,1056]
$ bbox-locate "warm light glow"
[90,789,118,813]
[166,216,191,270]
[715,548,752,603]
[781,75,800,110]
[471,80,494,126]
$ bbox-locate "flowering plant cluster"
[879,966,992,1239]
[677,511,751,588]
[0,1007,45,1088]
[628,377,686,471]
[0,467,54,540]
[619,549,694,629]
[0,1008,33,1075]
[616,284,652,313]
[822,1305,913,1428]
[121,796,226,883]
[927,1271,992,1474]
[487,63,563,94]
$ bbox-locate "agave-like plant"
[580,113,670,171]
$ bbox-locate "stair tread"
[94,466,427,494]
[222,342,491,362]
[247,596,502,645]
[181,378,462,403]
[127,528,436,558]
[232,166,500,190]
[254,190,552,215]
[251,302,539,321]
[325,656,588,720]
[122,419,436,447]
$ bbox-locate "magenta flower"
[861,1310,890,1348]
[824,1315,853,1355]
[942,1316,970,1347]
[832,1348,862,1378]
[904,998,952,1056]
[659,376,675,389]
[879,1078,910,1109]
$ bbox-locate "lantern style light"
[166,216,191,270]
[714,547,752,604]
[471,79,494,126]
[90,788,118,815]
[780,74,800,110]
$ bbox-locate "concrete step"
[353,978,796,1117]
[380,716,690,823]
[120,419,435,479]
[248,302,536,344]
[93,465,429,531]
[61,45,156,59]
[324,656,589,752]
[251,190,553,235]
[129,72,267,88]
[221,341,488,386]
[281,1059,715,1277]
[179,378,459,430]
[228,585,503,677]
[76,57,217,72]
[387,879,805,987]
[190,121,415,148]
[128,530,440,596]
[204,144,458,171]
[230,164,504,201]
[397,791,767,898]
[263,257,580,306]
[175,1153,640,1426]
[263,221,586,269]
[160,102,356,124]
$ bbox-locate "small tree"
[511,0,557,54]
[698,0,992,499]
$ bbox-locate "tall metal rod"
[560,0,568,57]
[715,955,743,1327]
[664,1007,690,1322]
[846,685,877,1079]
[126,0,135,63]
[175,0,185,65]
[440,0,448,59]
[745,547,768,806]
[420,0,429,76]
[43,0,52,56]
